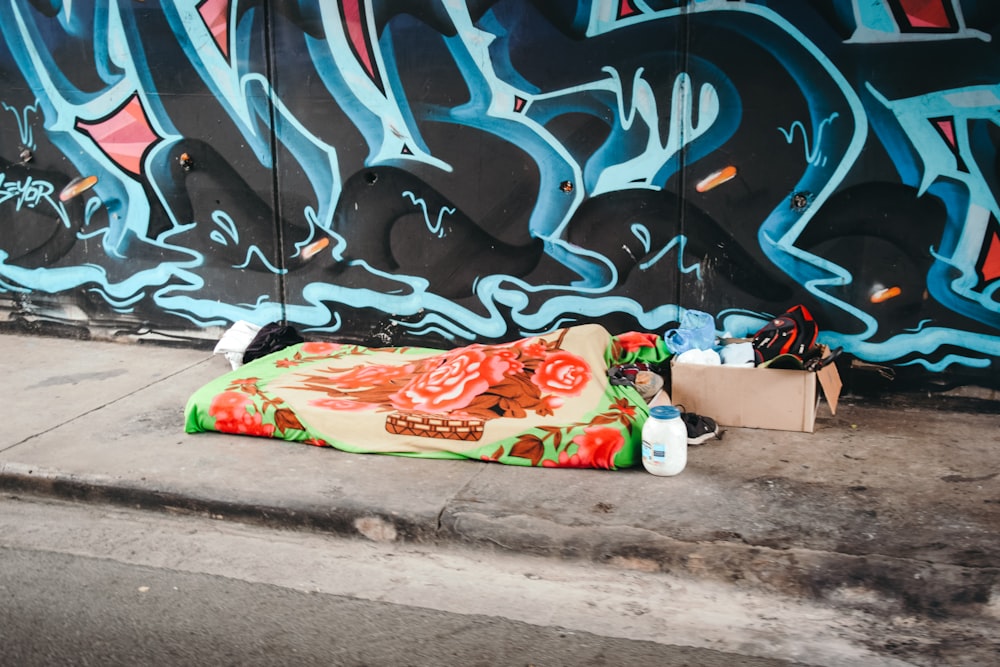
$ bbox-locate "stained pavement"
[1,332,998,625]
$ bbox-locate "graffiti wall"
[2,0,999,391]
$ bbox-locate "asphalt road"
[2,545,808,667]
[0,495,954,667]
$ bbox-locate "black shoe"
[679,410,723,445]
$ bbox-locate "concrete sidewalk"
[1,333,998,623]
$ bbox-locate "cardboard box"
[669,359,841,433]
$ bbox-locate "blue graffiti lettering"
[1,99,39,149]
[778,113,839,167]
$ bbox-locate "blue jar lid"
[649,405,680,420]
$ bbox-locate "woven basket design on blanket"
[384,411,485,441]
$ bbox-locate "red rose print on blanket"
[543,426,623,469]
[485,347,525,376]
[209,391,275,437]
[390,347,517,413]
[334,362,417,388]
[308,397,381,411]
[531,350,591,396]
[515,339,548,358]
[301,342,342,355]
[297,330,586,422]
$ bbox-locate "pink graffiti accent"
[197,0,231,60]
[340,0,380,90]
[980,225,1000,285]
[75,94,162,176]
[933,117,957,146]
[617,0,640,20]
[514,96,526,113]
[895,0,954,30]
[930,116,968,172]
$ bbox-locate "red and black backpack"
[751,305,818,366]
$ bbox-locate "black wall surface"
[2,0,999,392]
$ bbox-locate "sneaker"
[679,410,723,445]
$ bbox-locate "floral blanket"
[184,324,668,469]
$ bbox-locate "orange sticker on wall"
[695,166,737,193]
[870,286,902,304]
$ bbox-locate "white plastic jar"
[641,405,687,476]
